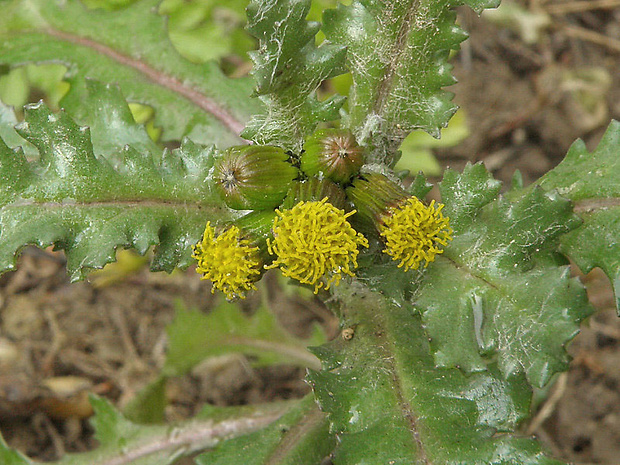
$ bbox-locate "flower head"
[379,197,452,271]
[192,222,262,300]
[266,198,368,293]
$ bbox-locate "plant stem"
[93,403,292,465]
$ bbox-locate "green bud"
[345,172,409,223]
[301,129,364,184]
[213,145,298,210]
[229,209,278,272]
[281,177,348,210]
[232,209,277,253]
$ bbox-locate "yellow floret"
[192,222,262,300]
[266,198,368,293]
[379,198,452,271]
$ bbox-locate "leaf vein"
[374,308,431,464]
[44,28,246,138]
[373,1,419,119]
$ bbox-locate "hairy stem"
[227,337,321,371]
[94,404,291,465]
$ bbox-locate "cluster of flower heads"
[193,129,453,300]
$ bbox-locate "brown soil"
[0,252,334,461]
[2,1,620,463]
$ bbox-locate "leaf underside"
[243,0,347,151]
[323,0,499,165]
[0,87,228,281]
[0,0,262,147]
[538,120,620,314]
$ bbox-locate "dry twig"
[559,23,620,54]
[545,0,620,14]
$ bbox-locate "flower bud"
[281,176,347,210]
[212,145,298,210]
[301,129,364,184]
[345,172,408,222]
[346,173,452,271]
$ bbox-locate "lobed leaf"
[0,97,226,281]
[79,80,162,163]
[322,0,499,165]
[538,120,620,313]
[0,395,290,465]
[243,0,347,151]
[163,299,324,377]
[308,281,564,464]
[0,0,262,147]
[410,163,593,387]
[0,102,37,157]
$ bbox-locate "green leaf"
[81,0,135,10]
[123,375,167,425]
[416,260,590,385]
[538,120,620,200]
[0,101,225,280]
[440,163,501,230]
[0,67,29,109]
[0,0,262,146]
[538,120,620,313]
[130,294,325,427]
[323,0,499,165]
[308,282,564,464]
[160,0,254,63]
[561,210,620,308]
[79,80,162,163]
[0,395,291,465]
[196,394,335,465]
[0,436,30,465]
[0,101,36,156]
[410,164,593,387]
[0,64,70,110]
[243,0,347,151]
[394,108,469,176]
[163,299,325,377]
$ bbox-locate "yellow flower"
[192,222,262,300]
[266,198,368,293]
[379,197,452,271]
